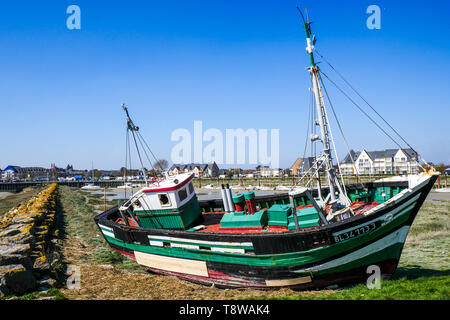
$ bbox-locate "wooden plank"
[265,276,312,287]
[134,251,209,277]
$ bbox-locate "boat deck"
[194,201,379,234]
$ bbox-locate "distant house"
[259,166,282,177]
[290,157,315,176]
[444,168,450,175]
[2,166,20,179]
[339,150,361,175]
[340,148,420,175]
[168,162,220,178]
[2,165,50,180]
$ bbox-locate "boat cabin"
[119,173,202,229]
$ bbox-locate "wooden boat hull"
[94,174,437,289]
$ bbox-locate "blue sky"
[0,0,449,170]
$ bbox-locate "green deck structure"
[220,210,268,228]
[288,206,320,230]
[267,204,291,226]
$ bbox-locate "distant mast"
[122,104,148,184]
[297,6,349,207]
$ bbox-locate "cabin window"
[188,182,194,194]
[158,193,171,206]
[178,187,188,202]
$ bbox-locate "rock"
[37,296,55,300]
[37,285,51,292]
[0,253,32,269]
[0,225,23,237]
[39,275,57,287]
[325,284,339,290]
[10,216,35,225]
[0,244,33,268]
[0,282,9,297]
[33,256,51,275]
[0,243,32,257]
[0,264,36,295]
[1,230,35,245]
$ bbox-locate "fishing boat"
[94,8,438,289]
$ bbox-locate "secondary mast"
[122,103,148,184]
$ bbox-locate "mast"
[297,7,348,207]
[122,104,148,184]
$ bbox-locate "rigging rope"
[319,70,406,151]
[317,72,363,187]
[301,88,313,162]
[135,131,155,171]
[136,131,161,170]
[314,48,426,166]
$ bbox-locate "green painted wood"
[105,203,414,269]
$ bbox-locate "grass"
[245,194,450,300]
[54,186,448,300]
[59,186,146,273]
[253,276,449,300]
[0,288,67,301]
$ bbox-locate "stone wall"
[0,184,61,296]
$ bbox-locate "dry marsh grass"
[56,187,449,300]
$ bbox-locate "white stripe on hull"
[147,235,253,248]
[100,229,115,238]
[170,243,200,250]
[295,225,410,273]
[99,224,113,232]
[210,247,246,254]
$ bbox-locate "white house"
[259,166,282,177]
[340,148,420,175]
[168,162,220,178]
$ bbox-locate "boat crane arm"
[121,104,148,184]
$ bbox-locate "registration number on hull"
[332,221,381,243]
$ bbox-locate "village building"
[290,157,316,176]
[339,148,420,175]
[259,166,283,177]
[168,162,220,178]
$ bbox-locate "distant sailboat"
[81,162,101,190]
[117,182,141,189]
